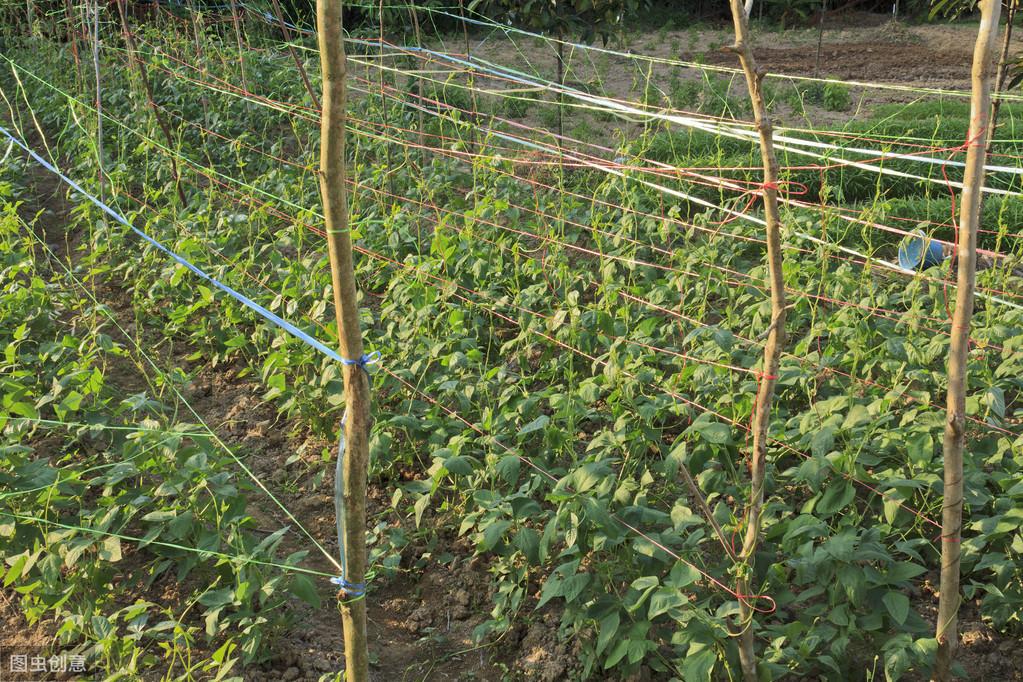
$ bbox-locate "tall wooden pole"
[316,1,371,680]
[935,1,1000,679]
[726,2,788,680]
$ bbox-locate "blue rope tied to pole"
[332,410,366,598]
[340,351,380,374]
[331,351,379,599]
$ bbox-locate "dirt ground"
[464,12,1023,134]
[5,12,1023,681]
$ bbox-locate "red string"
[711,181,809,228]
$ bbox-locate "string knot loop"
[341,351,381,373]
[330,576,367,598]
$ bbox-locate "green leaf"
[811,427,836,457]
[98,536,122,563]
[985,387,1005,418]
[817,481,855,515]
[413,493,430,528]
[692,421,731,445]
[513,527,540,564]
[479,520,512,551]
[443,455,476,476]
[667,562,700,590]
[883,591,910,625]
[518,415,549,437]
[8,402,39,420]
[604,637,630,669]
[843,404,870,430]
[907,432,934,466]
[680,646,716,681]
[648,588,686,619]
[4,555,27,587]
[563,461,610,495]
[596,611,619,655]
[290,575,321,608]
[142,510,178,523]
[496,454,520,484]
[626,576,659,612]
[198,587,235,608]
[886,561,926,584]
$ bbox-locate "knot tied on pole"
[341,351,381,373]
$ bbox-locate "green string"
[6,416,211,438]
[0,434,176,501]
[21,223,342,573]
[0,510,335,578]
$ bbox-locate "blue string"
[0,126,347,364]
[2,127,377,598]
[340,351,381,373]
[332,409,367,598]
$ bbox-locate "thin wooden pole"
[269,0,320,110]
[458,0,478,152]
[115,0,187,205]
[65,0,82,84]
[935,1,1000,679]
[726,2,788,680]
[185,0,211,129]
[228,0,250,100]
[556,33,565,143]
[92,0,104,202]
[814,0,826,78]
[316,0,371,680]
[988,0,1016,150]
[407,1,426,166]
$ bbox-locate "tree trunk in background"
[726,2,789,681]
[935,1,1001,680]
[316,0,371,680]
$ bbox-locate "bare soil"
[464,14,1023,136]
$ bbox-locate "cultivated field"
[1,4,1021,681]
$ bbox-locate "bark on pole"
[316,1,371,680]
[935,1,1000,679]
[726,2,788,680]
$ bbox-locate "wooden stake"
[726,3,788,680]
[316,1,371,680]
[935,1,1000,679]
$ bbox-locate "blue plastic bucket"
[898,231,946,270]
